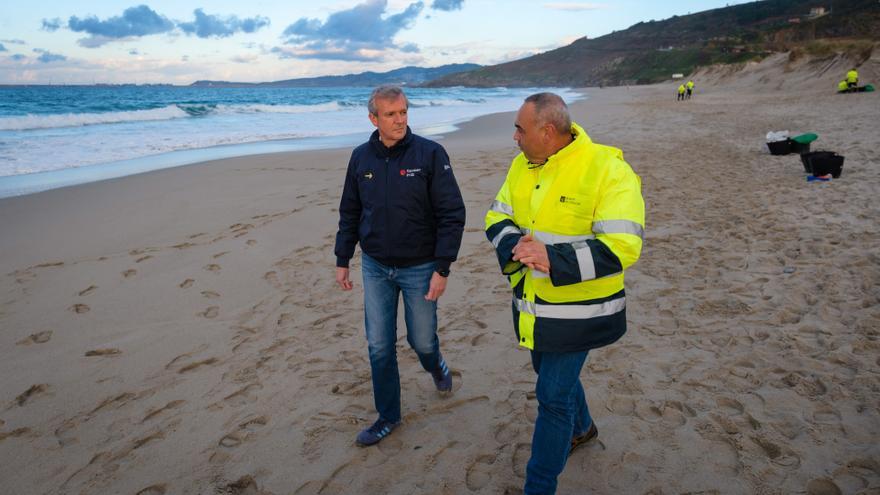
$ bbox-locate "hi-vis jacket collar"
[525,123,594,169]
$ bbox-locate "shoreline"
[0,88,585,199]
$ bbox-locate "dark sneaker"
[569,422,598,454]
[431,358,452,392]
[356,418,399,447]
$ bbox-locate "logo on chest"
[399,167,422,177]
[559,195,582,206]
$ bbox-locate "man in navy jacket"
[334,85,465,446]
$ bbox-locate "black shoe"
[356,418,399,446]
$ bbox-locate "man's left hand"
[425,272,448,301]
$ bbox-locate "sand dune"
[1,51,879,494]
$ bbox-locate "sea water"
[0,85,580,198]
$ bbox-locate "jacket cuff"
[435,259,451,272]
[336,256,351,268]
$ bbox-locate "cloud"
[129,49,141,55]
[231,53,259,64]
[68,5,175,47]
[431,0,464,11]
[280,0,423,61]
[33,48,67,63]
[11,54,27,61]
[2,39,27,45]
[178,9,269,38]
[0,44,6,52]
[543,2,606,11]
[42,18,63,32]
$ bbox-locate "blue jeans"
[524,350,592,495]
[361,253,444,423]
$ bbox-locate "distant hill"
[191,64,481,88]
[426,0,880,87]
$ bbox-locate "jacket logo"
[364,172,373,179]
[559,195,582,205]
[400,167,422,177]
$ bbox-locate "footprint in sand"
[135,484,167,495]
[78,285,98,296]
[179,279,194,289]
[805,478,842,495]
[177,358,218,373]
[15,384,49,406]
[123,269,137,278]
[69,303,90,314]
[142,400,186,423]
[85,348,122,357]
[16,331,53,345]
[246,239,257,246]
[201,291,220,299]
[199,306,219,318]
[135,255,153,263]
[203,264,221,273]
[212,251,229,259]
[466,454,498,491]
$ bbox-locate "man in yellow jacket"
[677,83,686,101]
[847,68,859,89]
[485,93,645,494]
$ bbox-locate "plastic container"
[790,141,811,154]
[767,140,791,155]
[802,151,844,178]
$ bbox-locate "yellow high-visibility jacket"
[678,85,686,94]
[687,81,695,90]
[838,80,849,92]
[847,70,859,84]
[485,123,645,352]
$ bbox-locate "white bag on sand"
[766,130,790,143]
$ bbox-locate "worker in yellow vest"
[838,80,849,93]
[846,68,859,89]
[677,83,686,101]
[686,80,695,99]
[485,93,645,494]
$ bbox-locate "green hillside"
[426,0,880,87]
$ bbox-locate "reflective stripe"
[491,225,522,248]
[524,228,594,245]
[573,240,596,281]
[592,220,644,239]
[513,296,625,320]
[532,270,549,279]
[490,200,514,216]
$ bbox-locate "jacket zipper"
[384,156,390,261]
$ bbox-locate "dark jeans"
[361,253,443,423]
[524,349,592,495]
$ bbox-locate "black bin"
[801,151,844,178]
[767,140,791,155]
[790,141,811,154]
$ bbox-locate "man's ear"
[368,112,378,127]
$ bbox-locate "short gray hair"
[368,85,408,115]
[524,92,571,135]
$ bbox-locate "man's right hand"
[336,267,353,290]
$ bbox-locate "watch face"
[437,269,450,277]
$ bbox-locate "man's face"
[369,95,408,146]
[514,102,547,163]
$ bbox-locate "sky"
[0,0,751,85]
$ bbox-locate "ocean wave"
[0,101,347,131]
[409,97,487,108]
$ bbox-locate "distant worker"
[846,68,859,89]
[686,80,695,99]
[838,80,849,93]
[677,84,686,101]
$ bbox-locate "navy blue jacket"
[335,127,465,272]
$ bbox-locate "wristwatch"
[436,268,450,277]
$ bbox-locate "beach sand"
[1,52,879,494]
